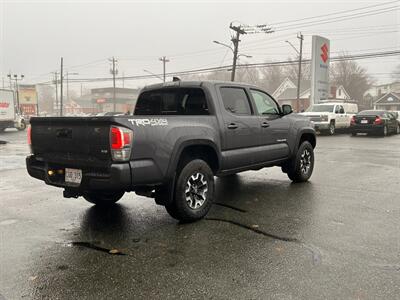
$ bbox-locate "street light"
[7,74,24,113]
[213,40,252,81]
[143,69,164,82]
[213,40,234,52]
[285,40,300,55]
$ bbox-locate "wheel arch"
[166,139,221,180]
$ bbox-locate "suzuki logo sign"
[320,43,329,63]
[311,36,330,105]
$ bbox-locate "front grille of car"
[309,116,322,122]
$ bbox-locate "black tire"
[351,132,357,136]
[382,125,388,137]
[17,121,26,131]
[83,190,124,206]
[0,128,5,133]
[165,159,214,222]
[396,125,400,135]
[285,141,314,183]
[328,122,335,135]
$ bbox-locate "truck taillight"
[27,125,32,145]
[374,116,383,125]
[350,116,356,125]
[110,126,133,161]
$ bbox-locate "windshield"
[307,105,335,112]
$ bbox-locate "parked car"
[350,110,400,136]
[300,102,358,135]
[26,80,316,222]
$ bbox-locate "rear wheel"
[397,124,400,135]
[83,190,124,206]
[284,141,314,183]
[17,120,26,131]
[382,125,388,137]
[165,159,214,222]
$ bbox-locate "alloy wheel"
[299,149,312,175]
[185,172,208,210]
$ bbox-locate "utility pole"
[296,32,304,112]
[229,24,246,82]
[159,56,170,83]
[109,57,118,112]
[51,71,59,115]
[60,57,63,117]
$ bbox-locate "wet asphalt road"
[0,129,399,299]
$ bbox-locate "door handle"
[261,122,270,128]
[227,123,238,129]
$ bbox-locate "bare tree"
[258,65,287,93]
[330,58,373,102]
[36,84,55,114]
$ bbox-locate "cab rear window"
[134,88,209,115]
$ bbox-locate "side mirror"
[282,104,293,115]
[339,108,345,114]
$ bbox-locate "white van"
[300,102,358,135]
[0,89,26,132]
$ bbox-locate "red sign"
[320,43,329,63]
[20,104,36,115]
[0,102,10,108]
[96,98,106,104]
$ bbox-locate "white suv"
[300,102,358,135]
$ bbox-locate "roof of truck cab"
[140,80,258,91]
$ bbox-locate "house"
[272,77,353,112]
[364,81,400,99]
[64,87,140,115]
[373,92,400,111]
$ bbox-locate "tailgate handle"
[56,128,72,138]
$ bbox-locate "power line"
[270,0,399,26]
[38,50,399,84]
[276,6,400,32]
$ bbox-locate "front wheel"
[83,190,124,206]
[396,125,400,135]
[17,120,26,131]
[165,159,214,222]
[328,122,335,135]
[284,141,314,183]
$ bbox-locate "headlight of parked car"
[321,115,328,121]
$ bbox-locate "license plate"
[361,120,368,124]
[65,168,82,185]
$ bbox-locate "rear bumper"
[26,155,132,191]
[350,124,383,133]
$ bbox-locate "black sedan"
[350,110,400,136]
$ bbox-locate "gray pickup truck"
[26,81,316,222]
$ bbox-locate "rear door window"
[134,88,209,115]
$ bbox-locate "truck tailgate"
[30,117,113,166]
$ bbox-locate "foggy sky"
[1,0,399,91]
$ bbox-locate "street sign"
[311,35,330,105]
